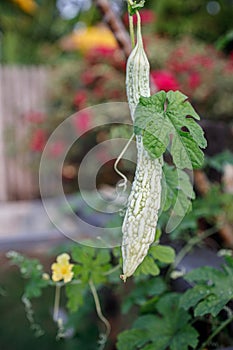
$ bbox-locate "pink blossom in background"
[81,71,95,85]
[189,72,201,90]
[73,90,88,109]
[48,141,65,157]
[73,111,91,134]
[86,46,125,70]
[30,129,46,152]
[124,9,156,26]
[86,46,116,61]
[151,70,180,92]
[195,55,214,69]
[24,110,46,124]
[93,86,105,99]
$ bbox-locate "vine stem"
[53,284,61,321]
[89,279,111,339]
[166,226,220,280]
[200,313,233,349]
[114,133,134,192]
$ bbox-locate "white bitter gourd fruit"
[121,11,163,282]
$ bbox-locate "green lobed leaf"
[71,245,111,284]
[181,263,233,316]
[134,90,207,169]
[161,164,195,217]
[117,293,199,350]
[194,294,228,317]
[180,285,212,311]
[117,329,148,350]
[66,282,85,313]
[171,132,204,169]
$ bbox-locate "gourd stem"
[89,279,111,338]
[136,10,143,46]
[127,0,135,48]
[128,11,135,48]
[114,134,134,192]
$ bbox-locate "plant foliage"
[117,293,199,350]
[134,91,207,169]
[181,256,233,317]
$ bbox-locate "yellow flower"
[12,0,38,14]
[60,25,118,54]
[51,253,74,283]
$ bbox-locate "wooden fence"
[0,66,49,200]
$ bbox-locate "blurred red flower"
[189,71,201,89]
[124,9,156,26]
[86,46,125,70]
[87,46,116,60]
[151,70,180,92]
[30,129,46,152]
[73,110,91,134]
[74,90,88,109]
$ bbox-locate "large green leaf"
[117,329,148,350]
[134,90,207,169]
[117,293,199,350]
[181,258,233,316]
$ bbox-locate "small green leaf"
[128,0,146,15]
[150,245,175,264]
[66,283,85,313]
[135,256,160,277]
